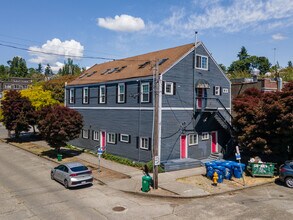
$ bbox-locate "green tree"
[288,61,292,68]
[42,75,78,102]
[228,47,271,75]
[58,58,82,75]
[237,46,249,60]
[21,85,60,110]
[36,63,43,73]
[218,64,227,73]
[1,90,35,138]
[37,105,83,154]
[44,64,53,77]
[7,56,28,77]
[0,65,9,79]
[232,83,293,161]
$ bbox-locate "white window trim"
[99,85,106,104]
[196,54,208,70]
[120,134,130,143]
[69,88,75,104]
[140,82,150,103]
[223,88,229,93]
[215,86,221,96]
[188,134,198,146]
[164,82,174,95]
[83,87,89,104]
[82,129,89,139]
[93,131,99,141]
[140,137,149,150]
[107,133,116,144]
[202,132,209,140]
[118,83,125,103]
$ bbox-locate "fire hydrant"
[212,171,218,186]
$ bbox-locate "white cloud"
[97,14,145,32]
[29,38,84,72]
[147,0,293,36]
[272,33,287,40]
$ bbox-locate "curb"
[0,138,278,199]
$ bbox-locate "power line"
[0,42,115,61]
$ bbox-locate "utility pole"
[153,59,160,189]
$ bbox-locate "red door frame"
[197,88,203,109]
[211,131,218,153]
[100,131,106,150]
[180,135,187,159]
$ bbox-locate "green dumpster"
[57,154,62,161]
[141,175,152,192]
[247,162,275,177]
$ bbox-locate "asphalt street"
[0,141,293,220]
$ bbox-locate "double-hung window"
[107,133,116,144]
[99,85,106,104]
[214,86,221,96]
[82,129,89,139]
[118,83,125,103]
[83,87,89,104]
[163,82,176,95]
[202,132,209,140]
[140,137,149,150]
[189,134,198,146]
[69,88,75,104]
[93,131,99,141]
[141,82,150,103]
[196,55,208,70]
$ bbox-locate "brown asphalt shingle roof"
[68,43,195,86]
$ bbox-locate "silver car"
[51,162,93,188]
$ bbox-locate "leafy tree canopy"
[232,82,293,161]
[7,56,28,77]
[1,90,35,138]
[58,58,82,76]
[37,105,83,150]
[20,85,60,111]
[228,47,271,75]
[42,75,78,102]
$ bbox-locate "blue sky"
[0,0,292,72]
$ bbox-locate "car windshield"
[70,166,88,172]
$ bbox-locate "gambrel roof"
[68,43,195,86]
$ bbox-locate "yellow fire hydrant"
[212,171,218,186]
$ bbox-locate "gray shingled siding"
[66,43,231,163]
[67,77,154,162]
[160,45,231,161]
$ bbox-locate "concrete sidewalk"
[0,125,276,198]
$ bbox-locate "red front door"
[180,135,187,159]
[197,88,203,109]
[211,131,218,153]
[100,131,106,150]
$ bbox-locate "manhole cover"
[112,206,126,212]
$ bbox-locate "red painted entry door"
[197,88,203,109]
[100,131,106,150]
[211,131,218,153]
[180,135,187,159]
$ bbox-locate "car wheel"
[285,177,293,188]
[51,172,54,180]
[64,179,69,189]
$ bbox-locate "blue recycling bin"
[213,166,224,183]
[222,161,233,180]
[205,162,216,179]
[232,163,246,178]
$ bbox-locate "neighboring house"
[0,77,32,98]
[231,77,286,100]
[66,42,232,171]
